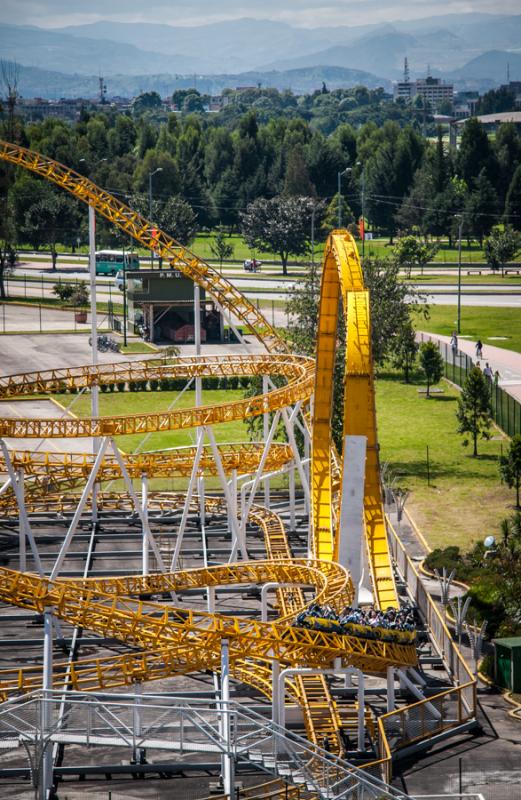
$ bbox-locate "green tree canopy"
[456,366,493,456]
[419,341,444,398]
[241,195,317,275]
[500,434,521,509]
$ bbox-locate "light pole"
[455,214,463,334]
[356,161,366,259]
[337,167,352,228]
[148,168,163,268]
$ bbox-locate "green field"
[375,370,511,551]
[54,388,251,454]
[417,305,521,354]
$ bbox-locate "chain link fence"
[420,336,521,438]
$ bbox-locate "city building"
[393,76,454,112]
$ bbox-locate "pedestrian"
[483,362,493,381]
[475,339,483,359]
[450,331,458,355]
[494,369,500,387]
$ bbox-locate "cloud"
[2,0,520,29]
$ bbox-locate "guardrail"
[373,521,477,774]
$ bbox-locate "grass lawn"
[54,388,251,453]
[375,369,512,551]
[416,305,521,354]
[403,273,521,286]
[119,342,157,354]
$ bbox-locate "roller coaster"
[0,141,476,799]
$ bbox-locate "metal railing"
[0,690,419,800]
[374,521,477,767]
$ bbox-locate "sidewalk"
[419,331,521,403]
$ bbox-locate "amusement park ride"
[0,141,477,799]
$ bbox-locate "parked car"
[243,258,262,272]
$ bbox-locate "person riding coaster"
[293,603,417,644]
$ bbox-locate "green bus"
[95,250,140,276]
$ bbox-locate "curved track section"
[312,232,398,608]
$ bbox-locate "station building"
[126,268,224,344]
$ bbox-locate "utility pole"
[455,214,463,334]
[337,168,351,228]
[148,168,163,269]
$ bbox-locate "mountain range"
[0,14,520,99]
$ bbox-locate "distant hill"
[12,62,390,101]
[448,50,521,84]
[3,14,521,92]
[0,24,200,76]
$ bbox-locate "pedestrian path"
[419,331,521,402]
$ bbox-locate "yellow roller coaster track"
[0,142,405,775]
[0,140,285,354]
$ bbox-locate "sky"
[1,0,519,29]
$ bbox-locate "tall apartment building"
[393,76,454,111]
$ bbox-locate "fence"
[421,336,521,439]
[373,520,477,770]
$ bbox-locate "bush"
[137,380,148,392]
[128,381,138,392]
[159,377,171,391]
[52,281,75,302]
[149,379,159,391]
[229,376,239,390]
[116,381,126,392]
[219,377,228,390]
[100,383,109,393]
[108,382,115,392]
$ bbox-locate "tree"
[392,235,439,278]
[457,117,496,185]
[362,256,427,365]
[241,195,316,276]
[392,322,418,383]
[484,227,520,275]
[321,193,354,235]
[132,91,162,115]
[283,145,315,197]
[210,227,234,270]
[456,366,493,457]
[131,194,197,247]
[505,164,521,231]
[419,341,444,398]
[464,169,498,245]
[500,435,521,509]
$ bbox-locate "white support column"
[386,667,395,713]
[205,427,248,561]
[169,435,205,571]
[50,437,110,581]
[240,410,281,536]
[132,683,145,766]
[357,672,365,752]
[262,375,271,508]
[337,435,367,607]
[141,474,149,576]
[110,441,171,577]
[279,403,310,513]
[271,658,280,727]
[221,639,235,800]
[227,469,238,538]
[1,441,44,577]
[40,608,54,800]
[261,582,311,622]
[17,468,26,571]
[397,669,442,720]
[88,204,100,524]
[288,460,296,532]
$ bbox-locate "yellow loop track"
[0,142,412,770]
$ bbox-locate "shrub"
[149,378,159,391]
[100,383,109,393]
[159,378,171,391]
[116,381,126,392]
[108,382,115,392]
[229,376,239,390]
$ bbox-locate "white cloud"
[2,0,520,28]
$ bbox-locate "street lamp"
[148,168,163,268]
[337,167,352,228]
[356,161,366,259]
[455,214,464,334]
